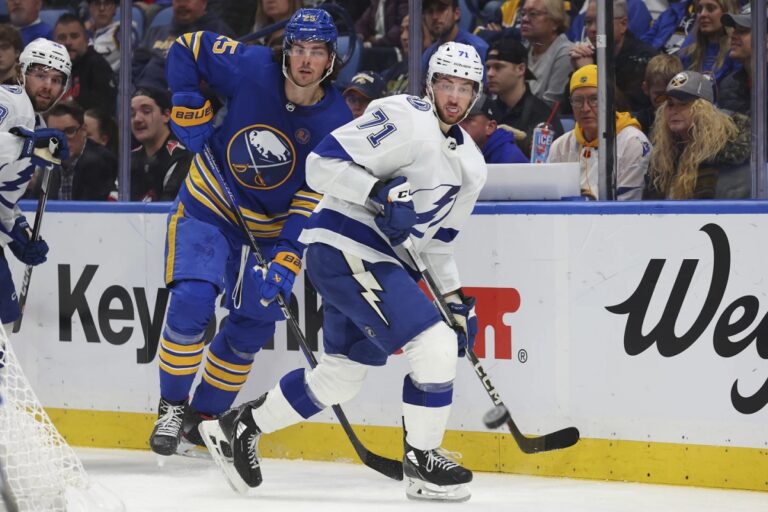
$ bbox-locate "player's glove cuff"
[273,250,302,275]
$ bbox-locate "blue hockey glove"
[259,247,302,304]
[5,216,48,266]
[446,293,477,357]
[370,176,417,246]
[170,91,214,154]
[10,126,69,167]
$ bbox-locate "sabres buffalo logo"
[227,124,296,190]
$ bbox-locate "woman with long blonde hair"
[252,0,304,48]
[680,0,740,83]
[646,70,750,199]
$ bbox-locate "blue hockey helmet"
[283,8,338,54]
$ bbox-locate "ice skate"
[176,406,215,459]
[403,442,472,502]
[199,398,263,494]
[149,398,187,456]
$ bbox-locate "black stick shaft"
[201,145,402,480]
[400,239,579,454]
[12,166,52,334]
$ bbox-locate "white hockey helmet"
[20,38,72,81]
[426,42,484,124]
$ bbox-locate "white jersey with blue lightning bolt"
[0,84,37,247]
[301,94,487,294]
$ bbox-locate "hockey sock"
[252,369,316,433]
[191,330,253,415]
[158,330,205,402]
[159,280,217,402]
[402,374,453,450]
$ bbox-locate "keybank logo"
[57,265,520,364]
[606,223,768,415]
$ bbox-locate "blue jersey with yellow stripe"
[166,31,352,249]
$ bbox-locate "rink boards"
[9,200,768,492]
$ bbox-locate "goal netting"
[0,323,123,512]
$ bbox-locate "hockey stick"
[12,165,53,334]
[399,237,580,454]
[200,145,403,480]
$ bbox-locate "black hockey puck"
[483,405,511,429]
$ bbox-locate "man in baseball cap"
[460,92,527,164]
[342,70,386,118]
[719,5,764,114]
[549,64,651,200]
[487,37,563,158]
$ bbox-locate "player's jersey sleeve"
[275,187,324,254]
[420,144,487,295]
[306,97,417,205]
[0,88,37,246]
[166,31,264,97]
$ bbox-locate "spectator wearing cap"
[28,102,118,201]
[645,70,751,199]
[343,71,386,119]
[568,0,657,113]
[86,0,140,73]
[133,0,233,90]
[54,14,117,114]
[421,0,489,80]
[548,64,651,200]
[8,0,53,46]
[131,87,193,202]
[519,0,574,105]
[356,0,409,72]
[486,38,563,158]
[0,24,23,85]
[718,6,764,115]
[381,14,433,95]
[460,92,527,164]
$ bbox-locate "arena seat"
[147,6,173,31]
[39,8,72,27]
[336,35,362,85]
[114,6,146,41]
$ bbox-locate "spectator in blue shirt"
[460,92,527,164]
[8,0,53,45]
[421,0,489,83]
[679,0,741,85]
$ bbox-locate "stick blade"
[361,451,403,481]
[510,423,580,454]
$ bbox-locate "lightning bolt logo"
[353,271,389,327]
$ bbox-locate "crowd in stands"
[0,0,764,201]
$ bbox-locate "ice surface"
[67,448,768,512]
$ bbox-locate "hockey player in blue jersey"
[0,39,71,332]
[148,9,352,456]
[200,42,487,502]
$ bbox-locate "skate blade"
[406,478,471,502]
[199,419,252,495]
[176,438,213,460]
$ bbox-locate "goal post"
[0,323,124,511]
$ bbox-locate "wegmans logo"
[606,223,768,414]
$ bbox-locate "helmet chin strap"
[282,52,336,90]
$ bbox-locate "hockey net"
[0,323,109,511]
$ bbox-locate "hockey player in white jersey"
[200,42,487,502]
[0,38,70,331]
